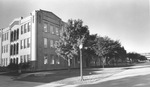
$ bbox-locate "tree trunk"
[67,59,71,71]
[102,57,105,68]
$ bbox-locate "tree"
[127,52,147,63]
[7,61,30,73]
[93,36,114,68]
[139,55,147,61]
[82,34,97,67]
[7,63,19,72]
[93,35,126,67]
[108,46,127,65]
[56,19,89,69]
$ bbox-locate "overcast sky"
[0,0,149,53]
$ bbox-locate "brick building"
[0,9,79,71]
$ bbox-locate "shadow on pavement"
[77,73,150,87]
[15,68,103,83]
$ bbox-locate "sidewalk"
[17,68,124,85]
[56,68,123,85]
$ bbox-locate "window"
[6,45,7,53]
[56,56,60,64]
[21,40,24,49]
[50,25,54,34]
[44,38,48,48]
[4,33,6,41]
[20,40,22,49]
[24,24,26,33]
[27,38,30,48]
[21,25,23,34]
[24,55,26,63]
[6,32,8,40]
[24,39,26,48]
[28,22,31,32]
[56,27,59,35]
[12,45,14,55]
[2,34,3,41]
[10,32,12,41]
[14,30,16,41]
[44,23,48,32]
[16,43,19,54]
[14,44,15,55]
[26,23,28,32]
[4,58,5,66]
[5,45,7,53]
[15,44,17,54]
[4,45,6,53]
[6,58,8,66]
[27,54,30,62]
[50,40,53,47]
[22,55,24,63]
[3,45,5,53]
[16,58,18,64]
[17,29,19,39]
[53,26,55,34]
[10,59,12,64]
[50,55,55,64]
[10,45,12,55]
[44,54,48,64]
[20,56,23,63]
[2,46,3,53]
[55,41,58,48]
[33,15,34,23]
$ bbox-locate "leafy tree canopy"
[56,19,89,60]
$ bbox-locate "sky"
[0,0,149,53]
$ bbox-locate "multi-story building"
[0,29,2,66]
[0,9,79,70]
[1,27,10,66]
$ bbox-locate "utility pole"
[79,44,83,81]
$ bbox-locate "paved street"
[0,62,150,87]
[79,62,150,87]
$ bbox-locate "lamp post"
[79,43,83,81]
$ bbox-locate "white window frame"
[55,41,58,48]
[50,40,53,48]
[55,27,59,35]
[56,56,60,64]
[27,38,30,48]
[28,22,31,32]
[21,25,24,34]
[22,40,24,49]
[50,55,55,64]
[44,23,48,32]
[44,54,48,64]
[50,25,54,34]
[44,38,48,48]
[24,39,27,48]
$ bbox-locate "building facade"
[0,29,2,66]
[0,9,79,70]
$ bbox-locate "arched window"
[11,31,13,42]
[16,43,19,54]
[13,44,15,55]
[14,30,16,41]
[10,45,12,55]
[10,59,13,64]
[12,45,14,55]
[13,58,15,64]
[16,58,18,64]
[17,29,19,39]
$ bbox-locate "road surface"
[79,62,150,87]
[0,62,150,87]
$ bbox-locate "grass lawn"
[17,69,101,83]
[15,67,124,85]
